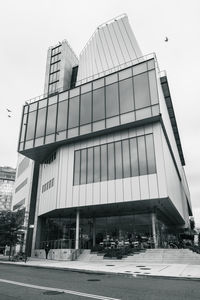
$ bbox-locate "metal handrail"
[25,52,159,105]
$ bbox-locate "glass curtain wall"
[73,134,156,185]
[19,59,159,151]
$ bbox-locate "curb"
[1,260,200,281]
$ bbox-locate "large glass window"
[46,104,57,135]
[119,78,134,114]
[122,140,131,178]
[74,151,80,185]
[134,73,151,109]
[130,138,139,177]
[93,88,105,122]
[80,92,92,125]
[87,148,94,183]
[68,96,79,129]
[137,136,148,175]
[80,149,87,184]
[100,145,107,181]
[106,83,119,118]
[57,100,68,132]
[94,146,100,182]
[115,141,123,179]
[145,134,156,174]
[108,143,115,180]
[35,107,47,138]
[26,111,37,140]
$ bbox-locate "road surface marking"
[0,278,121,300]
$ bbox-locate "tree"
[0,209,25,259]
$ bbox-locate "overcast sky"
[0,0,199,225]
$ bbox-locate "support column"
[92,218,96,247]
[75,210,80,250]
[151,212,158,248]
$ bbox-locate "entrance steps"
[78,250,104,262]
[123,249,200,264]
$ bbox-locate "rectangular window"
[93,87,105,121]
[35,107,47,138]
[100,144,107,181]
[68,96,79,129]
[106,82,119,118]
[94,146,100,182]
[134,72,151,109]
[87,148,94,183]
[80,92,92,125]
[115,141,122,179]
[119,78,134,114]
[145,134,156,174]
[26,111,37,140]
[122,139,131,178]
[74,151,80,185]
[46,104,57,135]
[108,143,115,180]
[57,100,68,132]
[80,149,87,184]
[130,138,139,176]
[137,136,148,175]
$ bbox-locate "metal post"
[151,212,157,248]
[75,210,80,250]
[92,218,96,247]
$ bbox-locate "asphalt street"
[0,264,199,300]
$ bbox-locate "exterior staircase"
[78,249,200,264]
[123,249,200,264]
[77,249,104,261]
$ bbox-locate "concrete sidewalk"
[1,256,200,280]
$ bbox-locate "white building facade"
[16,15,192,258]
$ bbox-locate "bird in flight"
[8,115,11,118]
[6,108,12,112]
[165,37,168,42]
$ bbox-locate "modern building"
[16,14,192,258]
[0,166,16,211]
[12,154,35,251]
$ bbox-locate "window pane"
[57,100,68,132]
[137,136,147,175]
[145,134,156,174]
[87,148,94,183]
[148,70,159,105]
[80,149,87,184]
[101,144,107,181]
[46,104,57,135]
[20,113,28,142]
[108,143,115,180]
[68,96,79,128]
[94,146,100,182]
[26,111,37,140]
[106,82,119,118]
[119,78,134,114]
[80,92,92,125]
[74,151,80,185]
[115,141,122,179]
[134,72,151,109]
[122,140,131,178]
[130,138,139,176]
[93,88,105,122]
[36,107,47,138]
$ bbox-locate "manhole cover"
[125,271,131,273]
[87,279,101,282]
[43,291,64,295]
[140,268,151,270]
[144,272,151,274]
[136,265,146,267]
[106,264,115,266]
[134,271,141,273]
